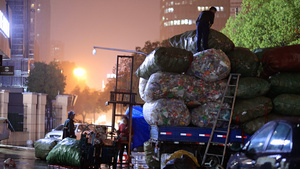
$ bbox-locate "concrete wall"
[54,95,69,125]
[0,92,71,146]
[0,90,9,117]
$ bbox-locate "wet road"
[0,145,48,169]
[0,145,148,169]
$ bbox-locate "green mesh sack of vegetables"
[242,113,282,135]
[273,94,300,116]
[135,47,193,80]
[169,29,234,54]
[227,47,259,77]
[268,73,300,98]
[144,140,160,168]
[232,96,273,123]
[235,77,270,99]
[34,138,58,160]
[46,137,80,167]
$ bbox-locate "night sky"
[50,0,160,89]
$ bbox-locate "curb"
[0,144,34,150]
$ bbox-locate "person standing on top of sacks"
[196,6,217,52]
[63,111,76,139]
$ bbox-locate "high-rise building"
[50,40,64,62]
[35,0,51,63]
[0,0,11,60]
[230,0,242,17]
[0,0,50,92]
[160,0,231,41]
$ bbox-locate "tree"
[222,0,300,50]
[59,61,77,94]
[26,61,66,101]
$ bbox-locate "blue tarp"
[125,106,150,149]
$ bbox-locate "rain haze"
[50,0,160,90]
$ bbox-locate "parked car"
[227,118,300,169]
[45,123,91,140]
[0,117,11,140]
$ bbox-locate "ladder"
[106,55,143,169]
[201,73,241,167]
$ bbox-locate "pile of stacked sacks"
[167,29,300,135]
[136,29,234,128]
[137,28,300,135]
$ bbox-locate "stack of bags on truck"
[165,29,300,135]
[137,28,300,135]
[137,29,235,128]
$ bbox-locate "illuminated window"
[165,7,174,13]
[0,10,10,38]
[220,6,224,11]
[170,1,174,5]
[31,3,35,8]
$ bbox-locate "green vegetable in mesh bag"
[273,94,300,116]
[235,77,270,99]
[232,96,273,123]
[135,47,193,80]
[169,29,234,54]
[46,137,80,167]
[227,47,259,77]
[268,73,300,98]
[144,140,160,168]
[242,113,282,135]
[34,138,58,160]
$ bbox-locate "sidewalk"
[0,143,34,150]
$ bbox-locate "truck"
[147,74,252,169]
[149,124,251,168]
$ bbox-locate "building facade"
[0,0,50,92]
[160,0,231,41]
[0,0,10,60]
[230,0,242,17]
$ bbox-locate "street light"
[92,46,147,56]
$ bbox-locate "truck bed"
[150,125,250,144]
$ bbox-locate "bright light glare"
[95,114,106,124]
[93,49,97,55]
[73,68,85,77]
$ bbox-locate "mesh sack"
[188,48,231,82]
[143,98,191,126]
[169,29,234,54]
[227,47,259,77]
[135,47,192,80]
[232,96,273,123]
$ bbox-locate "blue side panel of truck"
[150,125,251,144]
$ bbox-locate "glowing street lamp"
[73,68,86,81]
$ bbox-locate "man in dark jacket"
[63,111,76,139]
[196,6,217,52]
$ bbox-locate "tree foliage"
[59,61,77,94]
[222,0,300,50]
[26,61,66,101]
